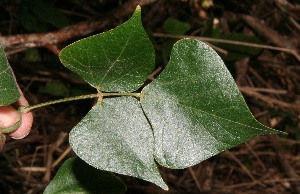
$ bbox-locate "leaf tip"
[136,5,141,10]
[133,5,142,17]
[162,185,169,191]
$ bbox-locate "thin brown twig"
[271,135,300,193]
[0,0,157,53]
[245,142,266,170]
[239,86,287,94]
[204,41,228,55]
[43,132,68,182]
[225,150,262,185]
[188,167,202,193]
[215,177,300,190]
[239,14,294,49]
[52,146,72,168]
[0,20,107,50]
[289,17,300,31]
[239,87,300,110]
[153,33,300,62]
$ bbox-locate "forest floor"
[0,0,299,193]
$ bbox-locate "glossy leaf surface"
[0,45,20,105]
[59,6,154,92]
[44,157,126,194]
[141,39,279,169]
[69,97,168,190]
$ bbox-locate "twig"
[204,41,228,55]
[188,167,202,193]
[239,14,294,49]
[215,178,300,190]
[0,20,107,51]
[153,33,300,62]
[225,150,262,185]
[245,142,266,170]
[43,132,68,182]
[271,135,300,193]
[0,0,157,52]
[273,0,300,12]
[52,146,72,168]
[239,14,300,62]
[239,86,287,94]
[239,87,300,110]
[19,167,46,172]
[289,17,300,32]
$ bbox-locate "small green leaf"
[39,80,70,97]
[29,0,69,28]
[18,0,69,32]
[215,33,263,61]
[69,97,168,190]
[0,45,20,105]
[44,157,126,194]
[162,18,191,59]
[163,18,191,35]
[60,7,154,92]
[141,39,281,169]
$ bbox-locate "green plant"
[0,6,283,193]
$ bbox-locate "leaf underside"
[0,45,20,105]
[69,97,168,190]
[44,157,127,194]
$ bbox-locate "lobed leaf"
[141,39,281,169]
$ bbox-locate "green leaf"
[69,97,168,190]
[201,17,221,38]
[0,45,20,105]
[18,4,46,33]
[215,33,263,61]
[162,18,191,59]
[141,39,281,169]
[39,80,70,97]
[18,0,69,32]
[59,6,154,92]
[29,0,69,28]
[28,0,68,28]
[44,157,126,194]
[163,18,191,35]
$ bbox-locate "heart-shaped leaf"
[59,6,154,92]
[69,97,168,190]
[141,39,280,169]
[0,45,20,105]
[44,157,126,194]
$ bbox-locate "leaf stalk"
[21,92,140,113]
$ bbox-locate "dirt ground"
[0,1,299,193]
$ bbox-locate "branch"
[0,20,107,51]
[153,33,300,62]
[239,87,300,110]
[239,14,300,62]
[0,0,157,53]
[271,135,300,193]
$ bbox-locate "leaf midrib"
[100,32,132,85]
[141,94,274,133]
